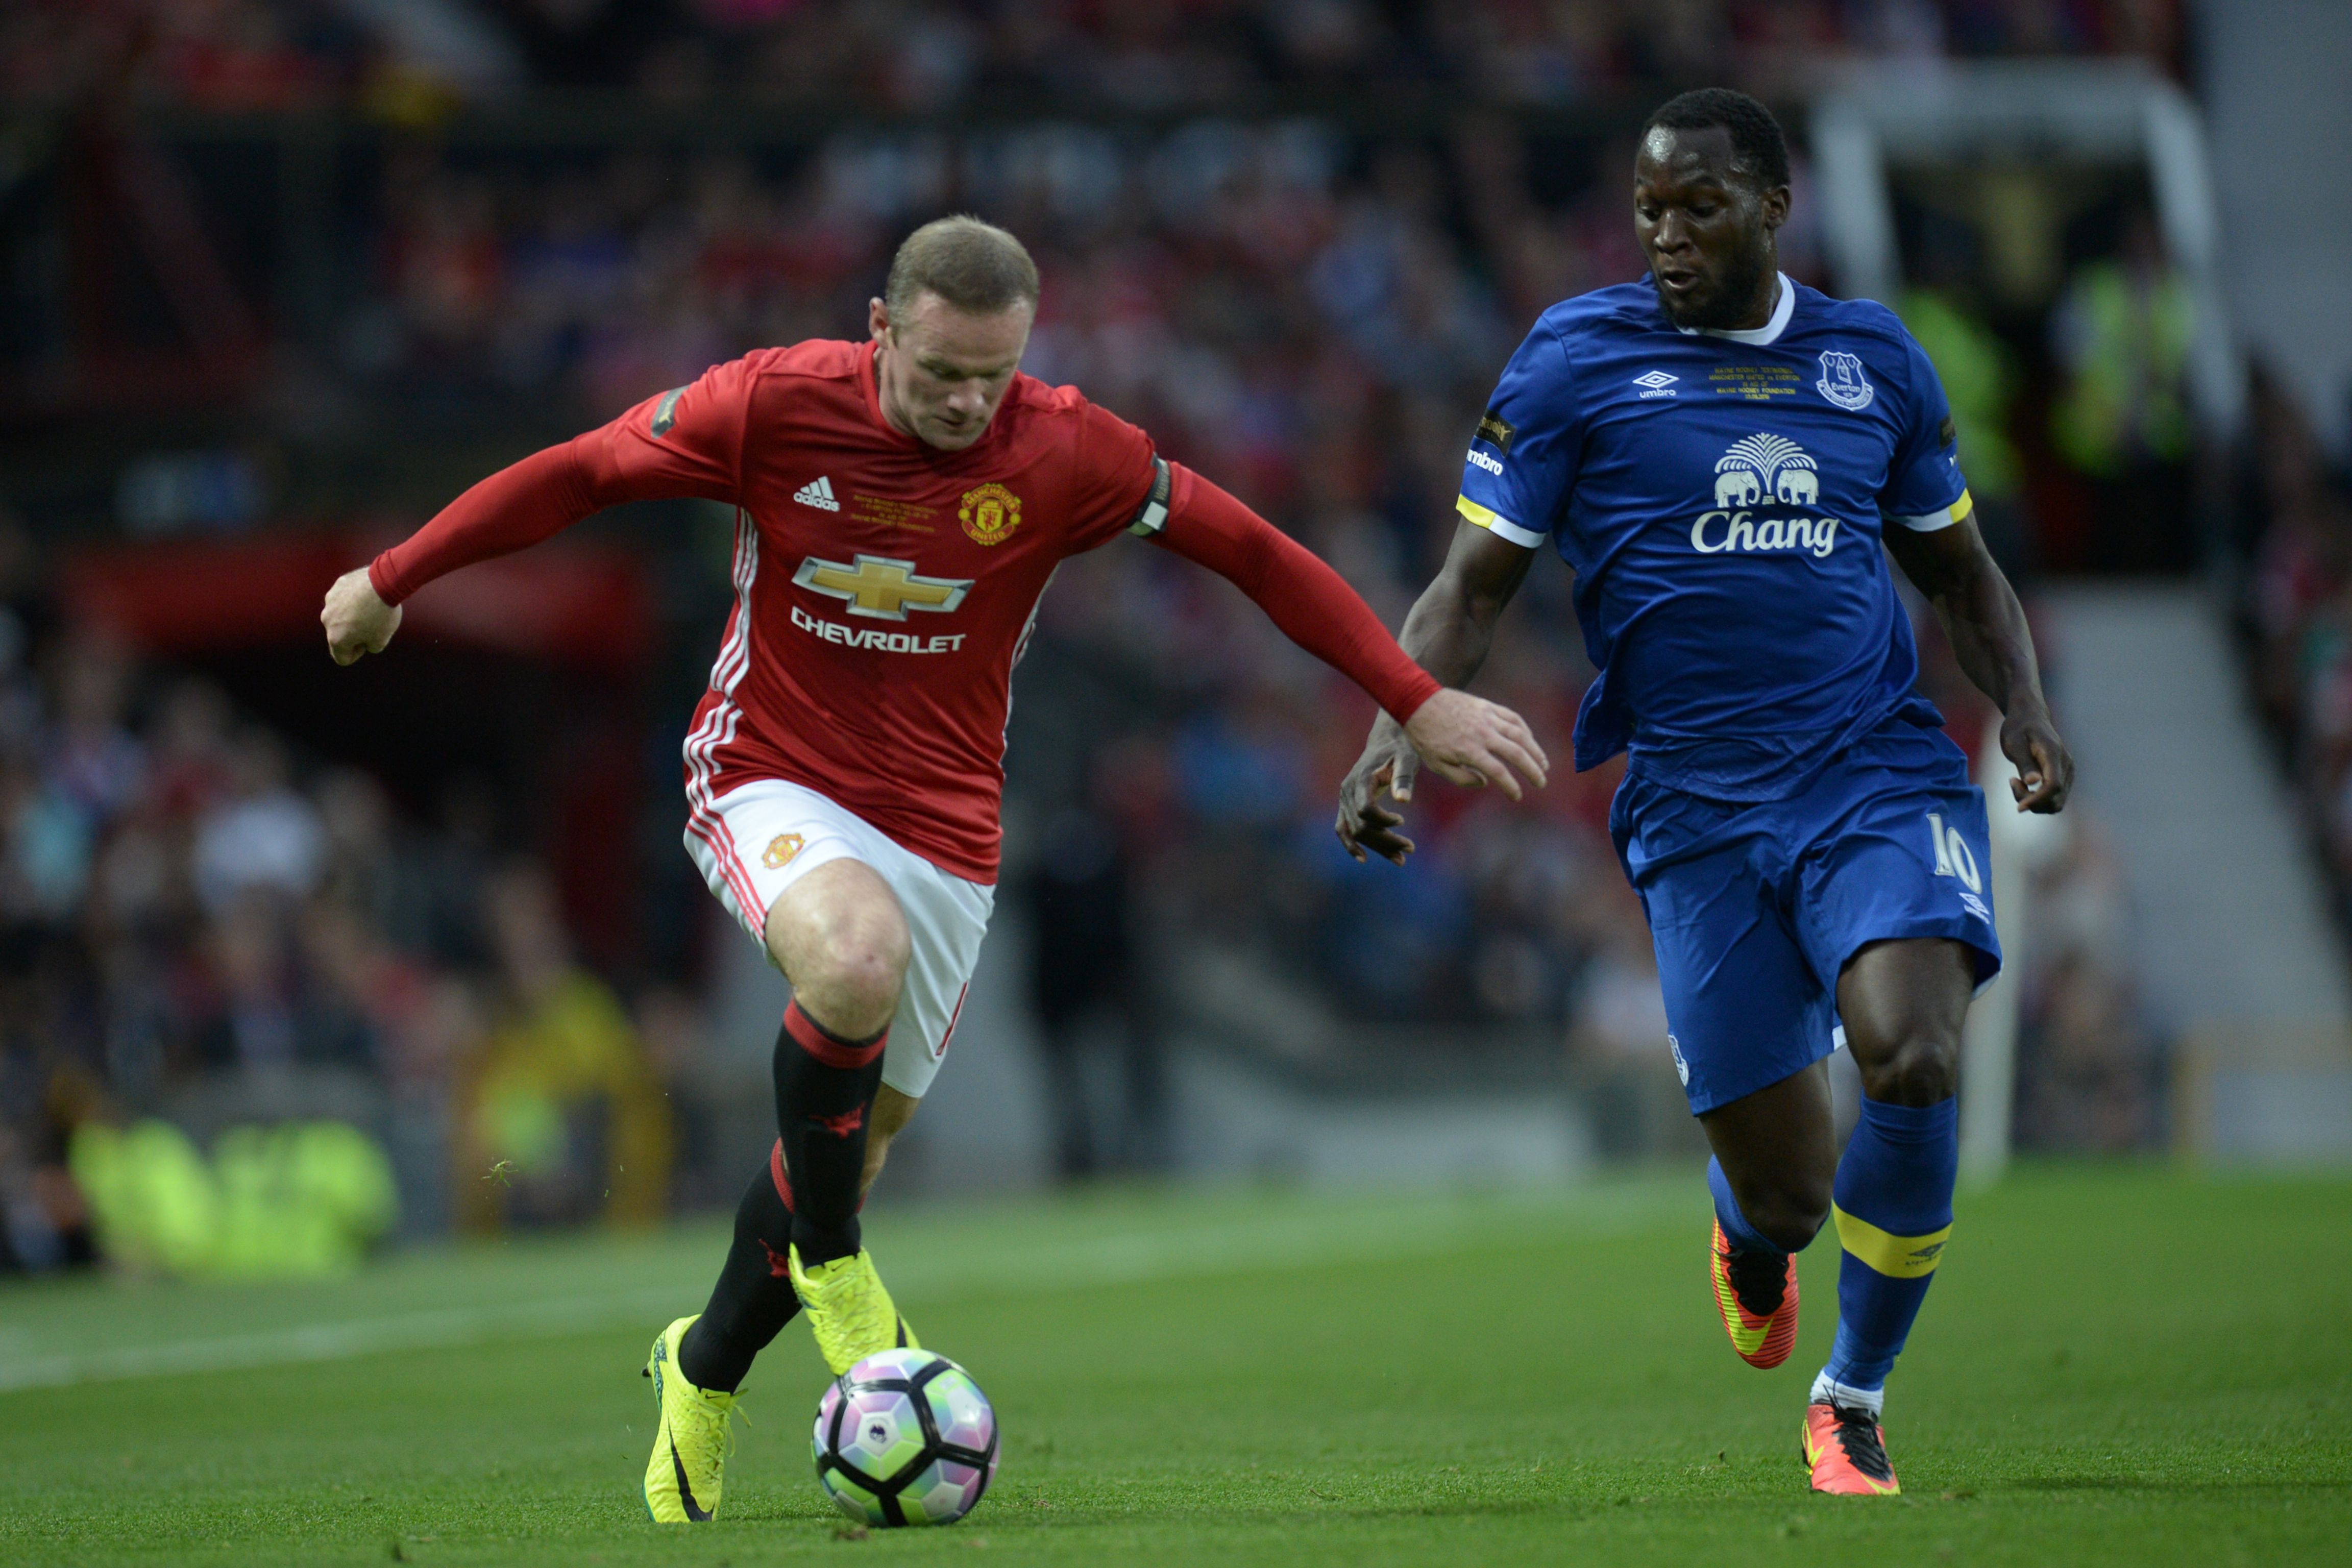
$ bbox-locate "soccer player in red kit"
[319,216,1547,1522]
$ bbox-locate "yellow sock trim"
[1832,1204,1951,1279]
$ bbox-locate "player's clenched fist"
[320,567,402,665]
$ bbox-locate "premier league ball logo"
[1815,351,1874,411]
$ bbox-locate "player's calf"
[1806,939,1968,1451]
[859,1084,920,1198]
[773,999,887,1263]
[1695,1062,1837,1254]
[677,1163,805,1394]
[765,1003,921,1375]
[762,860,910,1253]
[1706,1156,1806,1368]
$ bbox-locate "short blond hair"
[883,215,1039,320]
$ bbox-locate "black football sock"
[774,998,887,1269]
[677,1153,802,1392]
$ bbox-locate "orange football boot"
[1710,1218,1798,1368]
[1802,1402,1901,1496]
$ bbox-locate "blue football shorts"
[1608,723,2002,1115]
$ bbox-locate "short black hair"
[884,215,1040,320]
[1641,88,1791,191]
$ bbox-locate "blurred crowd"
[0,516,683,1275]
[2245,370,2352,929]
[1,0,2185,117]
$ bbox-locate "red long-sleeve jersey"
[372,338,1438,883]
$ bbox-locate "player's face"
[870,292,1034,452]
[1633,126,1788,332]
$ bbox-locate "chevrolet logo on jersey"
[793,554,972,621]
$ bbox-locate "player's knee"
[1724,1157,1830,1252]
[803,923,908,1021]
[767,868,911,1029]
[1743,1175,1831,1253]
[1857,1030,1960,1108]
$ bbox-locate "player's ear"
[868,297,891,342]
[1759,183,1791,234]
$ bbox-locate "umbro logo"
[794,475,841,511]
[1634,370,1678,399]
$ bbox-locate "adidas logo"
[794,475,840,512]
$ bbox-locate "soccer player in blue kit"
[1336,89,2073,1496]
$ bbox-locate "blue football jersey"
[1457,274,1974,799]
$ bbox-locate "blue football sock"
[1708,1155,1783,1257]
[1815,1095,1959,1412]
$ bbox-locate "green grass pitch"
[1,1166,2345,1565]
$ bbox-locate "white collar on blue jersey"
[1674,272,1795,347]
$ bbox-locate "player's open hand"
[1403,688,1549,800]
[1336,692,1550,866]
[320,567,402,666]
[1335,718,1421,866]
[2001,704,2072,814]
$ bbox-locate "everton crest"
[1816,350,1874,411]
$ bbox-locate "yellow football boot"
[788,1245,916,1376]
[642,1315,742,1523]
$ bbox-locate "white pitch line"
[0,1190,1692,1393]
[0,1286,688,1393]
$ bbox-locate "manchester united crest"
[762,832,805,869]
[959,482,1022,546]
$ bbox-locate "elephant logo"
[1714,433,1816,509]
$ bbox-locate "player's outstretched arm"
[1335,521,1536,865]
[1883,515,2072,813]
[1143,466,1546,826]
[321,364,748,666]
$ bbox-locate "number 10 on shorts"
[1925,811,1981,893]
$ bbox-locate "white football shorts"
[684,776,994,1099]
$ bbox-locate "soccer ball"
[812,1349,998,1527]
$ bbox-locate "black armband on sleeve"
[1125,457,1173,537]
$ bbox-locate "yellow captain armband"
[1894,488,1974,533]
[1456,495,1545,549]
